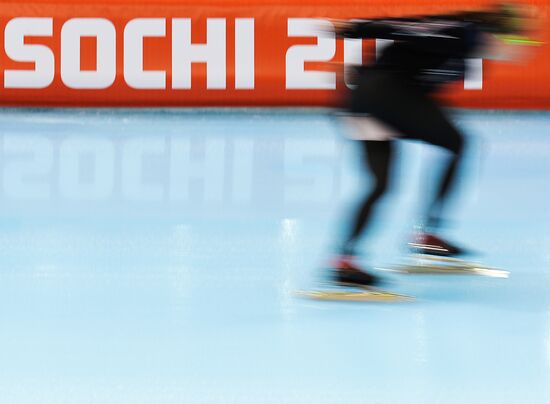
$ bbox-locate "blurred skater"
[329,3,535,286]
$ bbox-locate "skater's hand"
[331,19,355,37]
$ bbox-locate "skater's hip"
[346,70,463,151]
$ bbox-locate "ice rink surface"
[0,108,549,403]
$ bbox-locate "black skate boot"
[409,233,466,257]
[330,255,382,287]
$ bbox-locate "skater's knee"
[454,134,465,155]
[443,132,465,156]
[370,179,389,200]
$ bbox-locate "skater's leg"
[423,119,465,231]
[328,73,398,287]
[380,94,468,254]
[341,140,394,255]
[411,126,467,256]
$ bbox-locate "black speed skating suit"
[339,15,485,254]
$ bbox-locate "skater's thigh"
[352,74,463,154]
[380,90,463,154]
[396,95,463,153]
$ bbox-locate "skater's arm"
[335,19,477,56]
[403,24,477,56]
[334,19,401,40]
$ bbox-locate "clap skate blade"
[296,282,414,302]
[390,254,509,278]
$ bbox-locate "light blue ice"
[0,108,549,404]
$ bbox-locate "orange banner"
[0,0,547,108]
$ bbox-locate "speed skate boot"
[330,255,382,287]
[409,233,465,257]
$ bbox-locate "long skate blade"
[295,289,414,302]
[387,264,509,278]
[380,253,510,278]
